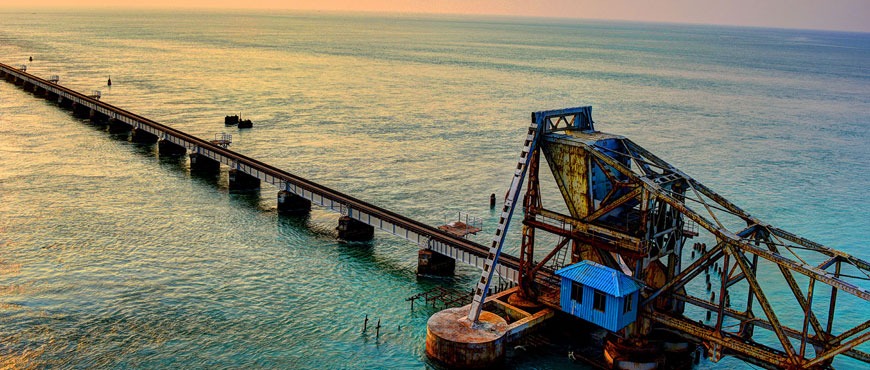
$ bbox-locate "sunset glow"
[6,0,869,32]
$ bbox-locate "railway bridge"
[3,62,868,369]
[0,62,524,284]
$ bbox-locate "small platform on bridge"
[210,132,232,148]
[438,211,482,237]
[438,221,481,237]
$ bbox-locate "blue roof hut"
[555,260,643,332]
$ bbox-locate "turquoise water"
[0,10,868,369]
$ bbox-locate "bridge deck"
[0,62,522,283]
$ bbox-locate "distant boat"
[107,77,112,86]
[238,119,253,129]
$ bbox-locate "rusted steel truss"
[516,107,869,368]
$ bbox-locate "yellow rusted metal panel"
[541,141,590,219]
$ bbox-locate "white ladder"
[467,119,541,323]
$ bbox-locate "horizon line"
[0,5,867,34]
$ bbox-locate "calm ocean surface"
[0,9,868,369]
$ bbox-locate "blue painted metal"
[589,138,632,218]
[537,106,594,133]
[556,260,642,296]
[556,260,642,332]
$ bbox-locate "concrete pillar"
[91,112,109,125]
[336,215,374,241]
[603,336,665,370]
[107,118,131,133]
[228,168,260,191]
[417,249,455,276]
[71,103,90,118]
[130,128,158,143]
[189,153,220,173]
[277,190,311,215]
[158,139,186,156]
[426,307,508,369]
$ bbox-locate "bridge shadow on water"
[155,152,187,172]
[226,189,269,212]
[333,241,427,284]
[187,167,222,188]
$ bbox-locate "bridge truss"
[510,107,869,369]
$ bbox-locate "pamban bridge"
[2,62,868,369]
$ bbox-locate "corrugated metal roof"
[555,260,643,297]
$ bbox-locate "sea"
[0,9,867,369]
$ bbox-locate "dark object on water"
[238,119,253,129]
[29,56,33,62]
[225,115,239,125]
[107,77,112,86]
[490,193,496,209]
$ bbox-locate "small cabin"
[555,260,643,332]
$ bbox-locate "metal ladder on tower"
[466,116,542,324]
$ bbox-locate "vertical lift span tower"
[426,106,870,369]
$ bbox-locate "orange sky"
[4,0,868,32]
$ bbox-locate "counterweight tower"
[472,106,870,369]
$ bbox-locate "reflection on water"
[0,9,867,369]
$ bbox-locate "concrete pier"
[71,102,90,118]
[417,249,455,276]
[131,128,158,143]
[426,307,507,369]
[228,168,260,190]
[604,336,666,370]
[189,152,220,173]
[107,118,131,133]
[277,190,311,215]
[426,288,554,369]
[91,111,109,124]
[158,139,186,156]
[336,215,374,241]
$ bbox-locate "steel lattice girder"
[532,123,870,367]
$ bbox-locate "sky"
[3,0,869,33]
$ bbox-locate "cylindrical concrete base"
[336,215,374,241]
[417,249,455,276]
[604,335,665,370]
[277,190,311,215]
[107,118,131,133]
[189,153,221,173]
[91,112,109,125]
[71,103,90,118]
[426,307,508,369]
[131,128,158,143]
[228,169,261,191]
[158,139,187,156]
